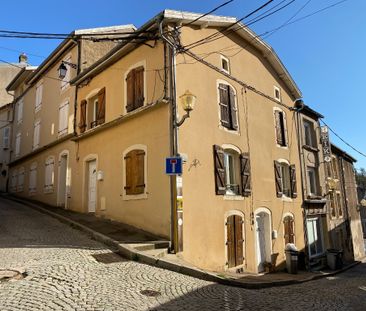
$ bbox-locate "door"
[256,212,269,272]
[226,215,244,268]
[58,154,68,208]
[88,160,97,213]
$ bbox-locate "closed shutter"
[134,66,144,110]
[97,88,106,124]
[226,215,236,268]
[240,153,251,197]
[15,133,21,156]
[124,149,145,195]
[274,160,283,197]
[213,145,226,195]
[45,158,55,190]
[290,164,297,198]
[229,87,238,130]
[17,99,23,123]
[274,110,283,145]
[17,168,25,192]
[219,84,230,128]
[79,100,87,133]
[11,170,17,192]
[284,216,295,244]
[135,150,145,194]
[59,102,69,135]
[29,164,37,193]
[126,71,134,112]
[3,127,10,148]
[124,151,133,195]
[234,215,244,265]
[33,121,40,149]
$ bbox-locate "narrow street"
[0,198,365,311]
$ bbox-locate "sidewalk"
[2,194,362,289]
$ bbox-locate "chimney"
[19,53,28,65]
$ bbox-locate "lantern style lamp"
[58,62,68,79]
[176,90,196,127]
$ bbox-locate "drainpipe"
[159,19,178,253]
[73,39,82,136]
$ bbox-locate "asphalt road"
[0,198,365,311]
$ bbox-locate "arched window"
[44,156,55,193]
[125,64,145,113]
[274,160,297,198]
[274,108,287,147]
[217,81,238,131]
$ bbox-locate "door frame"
[224,210,245,271]
[254,207,272,273]
[82,154,98,213]
[57,150,70,208]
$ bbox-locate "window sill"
[303,144,319,152]
[276,144,288,149]
[122,193,148,201]
[44,186,54,194]
[281,195,293,202]
[224,194,244,201]
[218,125,240,135]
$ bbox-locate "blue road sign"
[166,157,183,175]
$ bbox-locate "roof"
[71,9,302,99]
[295,100,324,119]
[26,24,137,85]
[331,143,357,163]
[6,66,38,92]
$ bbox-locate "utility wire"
[320,119,366,159]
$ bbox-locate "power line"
[320,120,366,159]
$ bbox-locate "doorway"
[57,154,68,208]
[255,210,271,272]
[87,160,97,213]
[226,214,244,268]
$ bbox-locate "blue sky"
[1,0,365,168]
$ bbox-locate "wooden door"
[226,215,244,268]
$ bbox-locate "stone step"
[130,241,169,251]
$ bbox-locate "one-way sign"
[166,157,183,175]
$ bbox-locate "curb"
[2,195,361,289]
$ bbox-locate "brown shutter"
[274,160,283,197]
[284,216,295,244]
[226,215,236,268]
[213,145,226,195]
[124,151,133,195]
[229,87,238,130]
[135,150,145,194]
[126,70,134,112]
[97,87,106,125]
[274,110,283,145]
[79,100,87,133]
[219,84,230,128]
[125,149,145,195]
[240,152,251,197]
[234,215,244,265]
[134,66,144,110]
[290,164,297,198]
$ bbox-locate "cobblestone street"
[0,198,365,311]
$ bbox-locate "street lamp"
[175,90,196,127]
[57,61,78,79]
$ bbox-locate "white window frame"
[274,86,281,101]
[58,100,70,136]
[306,217,324,258]
[44,156,55,193]
[2,126,10,149]
[122,144,148,200]
[15,132,21,158]
[220,55,230,74]
[35,80,43,112]
[29,162,37,195]
[33,119,41,150]
[16,97,23,124]
[307,166,318,196]
[273,107,288,148]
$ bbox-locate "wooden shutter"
[234,215,244,265]
[124,151,133,195]
[134,66,144,110]
[274,160,283,197]
[126,70,134,112]
[124,149,145,195]
[97,87,106,124]
[226,215,236,268]
[240,153,251,197]
[290,164,297,198]
[284,216,295,244]
[274,110,284,145]
[79,100,87,133]
[229,87,238,130]
[213,145,226,195]
[218,84,230,128]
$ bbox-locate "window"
[306,217,324,257]
[336,192,343,217]
[331,156,339,180]
[274,109,287,146]
[35,81,43,112]
[283,216,295,245]
[307,166,319,196]
[126,66,144,113]
[10,169,17,192]
[58,101,69,136]
[218,83,238,131]
[17,167,25,192]
[79,88,106,133]
[33,120,41,150]
[329,191,337,218]
[29,162,37,194]
[213,145,251,197]
[274,86,281,101]
[44,157,55,193]
[220,55,230,73]
[61,56,71,90]
[274,161,297,198]
[303,119,316,147]
[16,98,23,124]
[15,133,21,157]
[123,146,147,198]
[2,127,10,149]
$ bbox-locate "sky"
[0,0,365,168]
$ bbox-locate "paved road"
[0,198,365,311]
